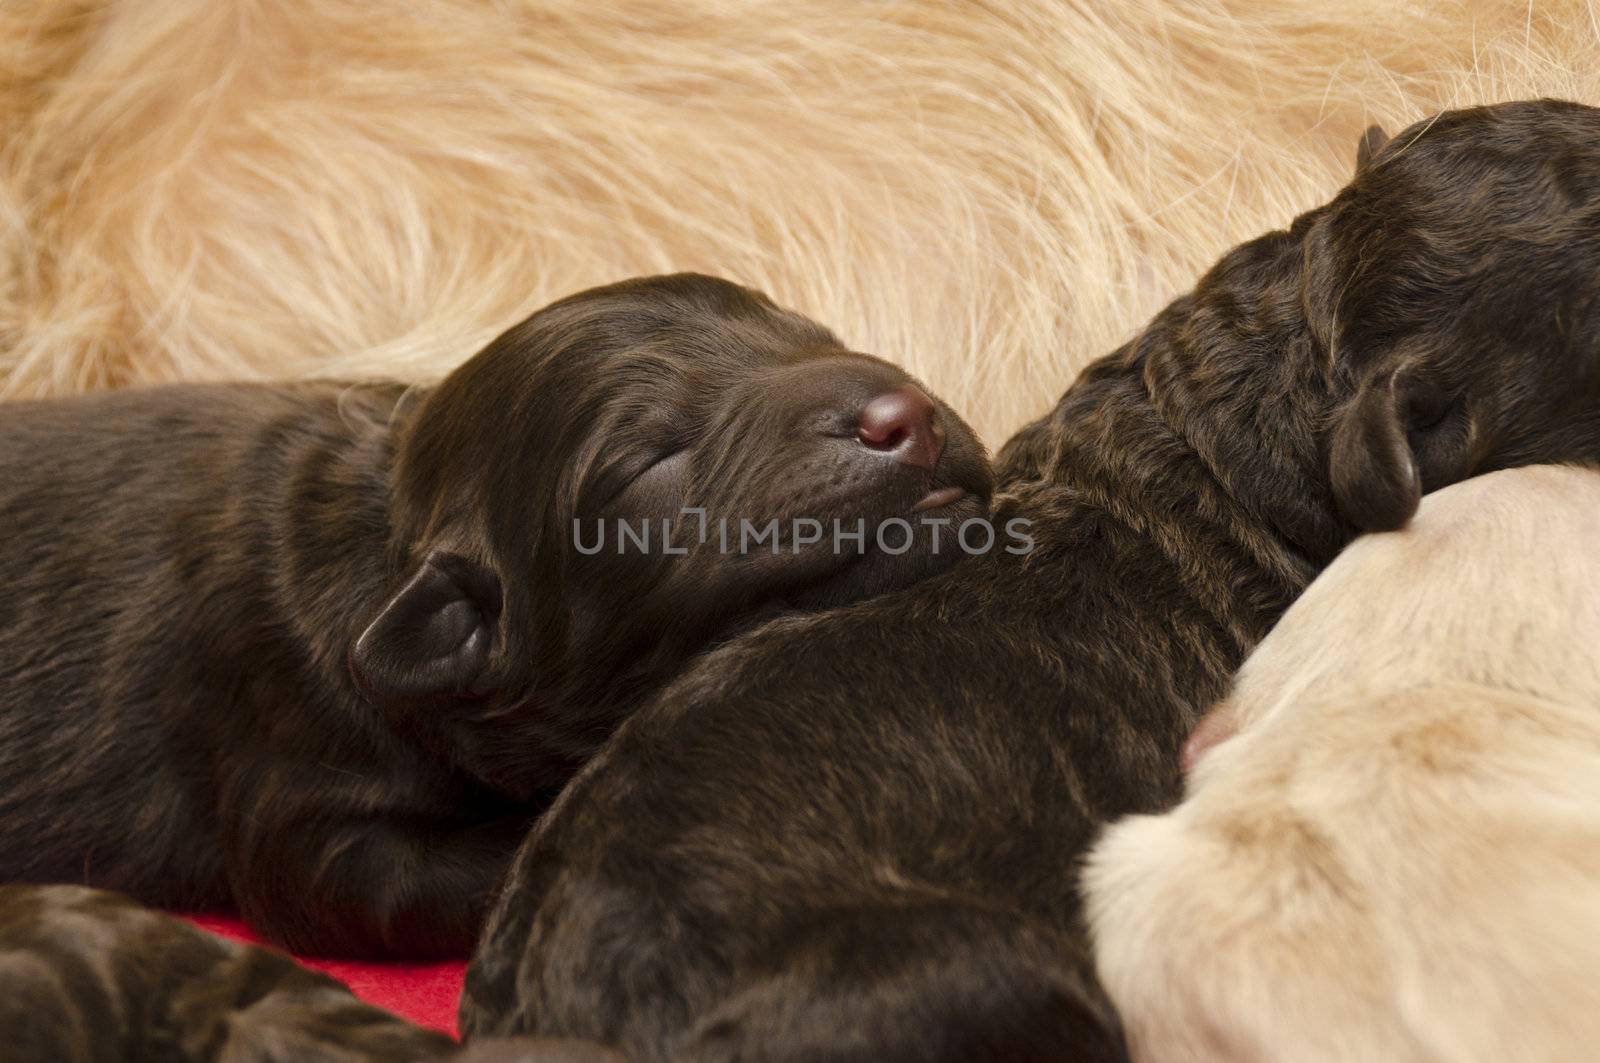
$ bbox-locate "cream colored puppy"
[1085,463,1600,1063]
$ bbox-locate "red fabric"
[180,914,464,1038]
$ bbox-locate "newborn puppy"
[0,273,990,959]
[0,883,620,1062]
[460,101,1600,1061]
[1086,464,1600,1063]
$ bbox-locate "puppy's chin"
[783,489,990,610]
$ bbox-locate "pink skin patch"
[1181,702,1241,775]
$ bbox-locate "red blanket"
[181,914,465,1037]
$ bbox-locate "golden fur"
[1084,464,1600,1063]
[2,1,1599,443]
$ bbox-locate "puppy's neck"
[1137,316,1347,571]
[1003,228,1353,645]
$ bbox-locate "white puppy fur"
[1085,463,1600,1063]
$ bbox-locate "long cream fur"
[3,1,1599,443]
[1084,464,1600,1063]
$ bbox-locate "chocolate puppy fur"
[460,101,1600,1060]
[0,884,456,1063]
[0,883,619,1062]
[0,273,991,959]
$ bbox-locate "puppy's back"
[1086,464,1600,1063]
[0,383,402,902]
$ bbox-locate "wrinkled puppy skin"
[0,273,991,960]
[461,100,1600,1061]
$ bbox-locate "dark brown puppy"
[0,884,455,1062]
[0,883,622,1062]
[0,273,990,959]
[460,101,1600,1061]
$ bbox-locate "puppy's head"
[350,274,991,791]
[1306,100,1600,531]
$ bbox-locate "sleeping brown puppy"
[459,101,1600,1061]
[0,273,991,959]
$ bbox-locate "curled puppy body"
[1086,464,1600,1063]
[460,101,1600,1061]
[0,273,991,959]
[0,883,623,1062]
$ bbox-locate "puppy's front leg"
[224,803,536,959]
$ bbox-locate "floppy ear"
[1329,365,1470,532]
[1330,371,1419,531]
[1356,124,1390,171]
[350,550,502,705]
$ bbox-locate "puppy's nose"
[856,385,944,471]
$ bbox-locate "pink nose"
[856,386,945,471]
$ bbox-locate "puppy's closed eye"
[601,448,691,513]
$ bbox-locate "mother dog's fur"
[459,103,1600,1060]
[4,1,1599,442]
[1086,464,1600,1062]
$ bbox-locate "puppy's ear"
[351,550,502,705]
[1329,364,1470,532]
[1356,124,1390,171]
